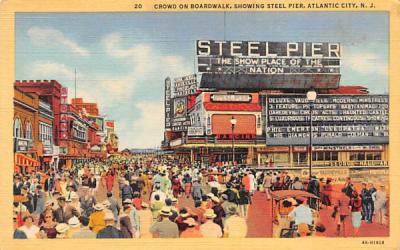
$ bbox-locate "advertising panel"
[187,126,204,136]
[171,96,191,132]
[173,74,197,97]
[266,95,389,145]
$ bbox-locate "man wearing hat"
[71,216,96,238]
[211,196,225,231]
[106,192,120,224]
[67,216,81,238]
[180,217,202,238]
[191,179,203,201]
[138,202,153,238]
[97,212,123,238]
[200,209,222,238]
[149,206,179,238]
[288,197,313,227]
[55,223,70,239]
[223,205,247,237]
[89,203,106,233]
[122,199,140,237]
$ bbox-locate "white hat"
[55,223,70,233]
[45,200,53,207]
[171,197,178,203]
[94,203,104,211]
[206,193,215,198]
[102,200,111,207]
[70,192,79,200]
[204,209,216,219]
[159,206,172,216]
[183,217,198,226]
[122,199,132,204]
[211,196,220,203]
[141,202,149,208]
[68,216,80,228]
[104,212,114,221]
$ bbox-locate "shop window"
[293,152,308,164]
[374,153,382,160]
[349,152,366,161]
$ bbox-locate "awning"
[14,153,40,167]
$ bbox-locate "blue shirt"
[288,205,313,225]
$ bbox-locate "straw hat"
[70,192,79,200]
[68,216,80,228]
[122,199,132,204]
[171,197,178,203]
[141,202,149,208]
[183,217,198,226]
[104,212,114,221]
[55,223,70,233]
[206,193,215,198]
[211,196,220,203]
[94,203,104,211]
[204,209,216,219]
[159,206,172,216]
[102,200,111,207]
[45,200,53,207]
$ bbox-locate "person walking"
[349,191,363,236]
[180,217,203,238]
[263,172,273,200]
[223,206,248,238]
[70,216,96,238]
[238,184,251,218]
[119,205,134,238]
[374,184,387,225]
[88,203,106,233]
[97,212,123,238]
[149,206,179,238]
[200,209,222,238]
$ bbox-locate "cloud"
[102,32,192,77]
[345,52,387,76]
[118,101,164,148]
[27,26,89,57]
[28,61,75,80]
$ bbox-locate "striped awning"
[14,153,40,167]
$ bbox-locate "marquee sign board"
[266,95,389,145]
[196,40,341,90]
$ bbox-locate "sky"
[15,12,389,149]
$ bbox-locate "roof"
[203,102,261,111]
[270,190,320,200]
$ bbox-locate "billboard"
[171,96,191,132]
[266,94,389,145]
[196,40,341,90]
[173,74,197,97]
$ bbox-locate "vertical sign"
[165,77,172,129]
[60,87,69,140]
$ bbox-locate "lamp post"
[306,90,317,180]
[230,116,237,166]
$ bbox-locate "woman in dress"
[39,211,58,238]
[349,191,363,236]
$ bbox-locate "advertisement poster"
[0,0,399,250]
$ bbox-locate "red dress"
[105,175,114,193]
[172,178,182,198]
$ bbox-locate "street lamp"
[306,89,317,180]
[230,116,237,166]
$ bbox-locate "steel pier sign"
[197,40,341,90]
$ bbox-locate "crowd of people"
[12,155,388,239]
